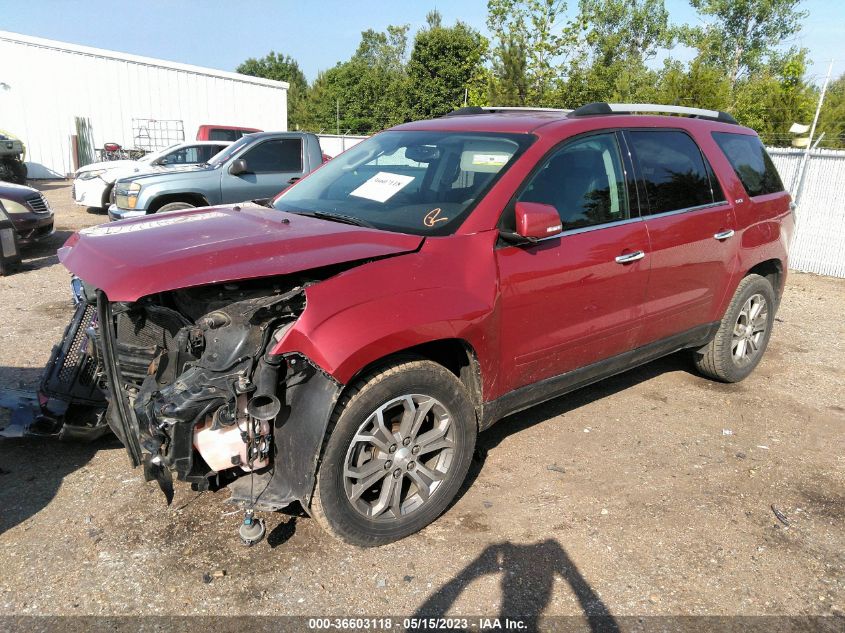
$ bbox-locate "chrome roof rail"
[443,106,571,117]
[570,102,738,124]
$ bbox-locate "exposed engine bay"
[51,272,345,539]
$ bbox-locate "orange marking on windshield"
[424,208,448,227]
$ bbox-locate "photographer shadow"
[414,539,620,633]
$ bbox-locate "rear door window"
[628,130,718,214]
[241,139,303,173]
[712,132,784,197]
[517,132,630,231]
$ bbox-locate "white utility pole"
[793,60,834,206]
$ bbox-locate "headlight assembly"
[116,182,142,209]
[0,198,30,215]
[77,169,107,181]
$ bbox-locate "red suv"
[50,103,792,546]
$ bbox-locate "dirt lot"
[0,183,843,622]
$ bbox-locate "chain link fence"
[767,147,845,278]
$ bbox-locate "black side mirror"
[229,159,249,176]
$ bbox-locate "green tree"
[683,0,808,88]
[656,56,732,110]
[560,0,675,105]
[731,48,815,146]
[406,12,489,119]
[816,73,845,148]
[487,36,531,105]
[236,52,308,129]
[578,0,675,65]
[298,26,410,134]
[487,0,577,105]
[354,24,409,73]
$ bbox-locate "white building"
[0,31,288,178]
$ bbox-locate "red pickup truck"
[196,124,262,142]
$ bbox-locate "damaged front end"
[89,276,342,513]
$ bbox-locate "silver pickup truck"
[109,131,324,221]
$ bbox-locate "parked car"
[72,141,231,211]
[0,130,27,185]
[0,181,54,274]
[108,132,323,220]
[196,124,262,142]
[0,180,53,245]
[46,103,791,546]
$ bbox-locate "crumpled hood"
[59,206,423,302]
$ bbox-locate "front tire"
[694,274,776,383]
[155,201,195,214]
[312,360,477,546]
[101,184,114,210]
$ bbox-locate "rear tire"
[155,201,195,214]
[312,360,477,547]
[693,274,776,383]
[0,159,26,185]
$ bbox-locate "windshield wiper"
[289,210,376,228]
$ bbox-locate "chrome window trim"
[642,201,728,220]
[529,199,729,244]
[533,215,644,243]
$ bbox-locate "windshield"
[139,144,181,165]
[272,130,533,236]
[206,134,255,168]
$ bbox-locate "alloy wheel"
[343,394,455,521]
[731,293,769,366]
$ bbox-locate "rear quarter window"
[712,132,784,197]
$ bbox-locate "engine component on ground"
[238,510,265,546]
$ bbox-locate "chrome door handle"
[615,250,645,264]
[714,229,735,240]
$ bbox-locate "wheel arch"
[340,338,484,425]
[148,192,209,213]
[746,258,784,306]
[101,182,115,208]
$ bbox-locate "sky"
[0,0,842,86]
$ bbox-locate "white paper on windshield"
[471,153,509,167]
[350,171,415,203]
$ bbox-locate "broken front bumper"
[1,298,109,440]
[95,290,343,512]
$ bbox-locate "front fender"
[135,173,218,210]
[271,231,501,395]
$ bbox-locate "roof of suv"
[396,104,756,137]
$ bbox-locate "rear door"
[625,129,737,344]
[221,136,304,203]
[495,131,651,392]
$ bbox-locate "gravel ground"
[0,183,843,621]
